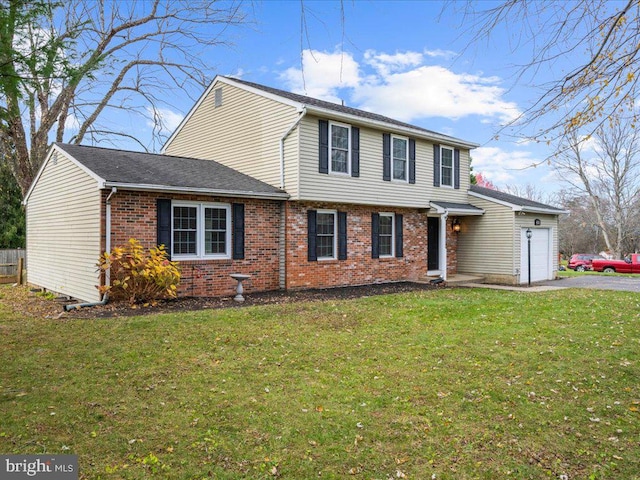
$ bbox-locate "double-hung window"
[441,146,454,187]
[330,122,350,174]
[392,136,408,181]
[172,202,231,259]
[378,213,395,257]
[316,210,337,259]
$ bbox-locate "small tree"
[97,238,180,304]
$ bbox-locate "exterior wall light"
[452,218,461,233]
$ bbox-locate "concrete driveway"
[539,275,640,292]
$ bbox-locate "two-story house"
[24,76,566,303]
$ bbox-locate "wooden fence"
[0,249,25,284]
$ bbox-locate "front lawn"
[0,286,638,479]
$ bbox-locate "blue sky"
[152,1,567,195]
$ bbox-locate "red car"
[568,254,604,272]
[592,253,640,273]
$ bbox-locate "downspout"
[280,107,307,189]
[278,108,306,291]
[64,187,117,311]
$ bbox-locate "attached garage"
[520,227,552,284]
[457,185,568,285]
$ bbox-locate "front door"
[427,217,440,271]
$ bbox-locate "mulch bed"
[3,281,446,320]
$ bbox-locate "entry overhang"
[429,201,485,216]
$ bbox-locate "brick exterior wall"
[100,192,458,298]
[284,201,429,290]
[101,190,282,297]
[446,218,458,276]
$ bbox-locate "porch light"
[451,217,461,233]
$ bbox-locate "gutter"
[64,187,117,311]
[280,107,307,189]
[103,182,290,201]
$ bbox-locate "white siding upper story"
[164,77,476,208]
[297,115,472,207]
[163,80,300,191]
[25,150,102,302]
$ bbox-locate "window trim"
[440,145,455,188]
[329,121,351,176]
[316,209,338,260]
[391,135,409,182]
[378,212,395,257]
[171,201,231,260]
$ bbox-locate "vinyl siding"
[26,152,101,302]
[164,82,300,190]
[297,115,472,207]
[457,196,515,276]
[426,148,471,204]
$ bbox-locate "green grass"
[1,287,639,479]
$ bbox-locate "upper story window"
[330,122,351,174]
[172,202,231,259]
[383,134,415,184]
[392,136,408,181]
[441,146,454,187]
[319,120,359,177]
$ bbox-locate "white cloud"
[280,49,361,103]
[471,146,544,184]
[146,107,184,135]
[279,49,520,124]
[354,66,520,123]
[364,50,424,76]
[423,48,457,59]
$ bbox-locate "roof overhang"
[468,190,569,215]
[429,201,485,216]
[303,105,480,150]
[103,182,290,201]
[23,144,105,205]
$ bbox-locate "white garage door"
[520,228,551,284]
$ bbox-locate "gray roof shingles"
[430,201,484,213]
[56,143,288,198]
[470,185,565,212]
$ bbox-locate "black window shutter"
[454,148,460,189]
[351,126,360,177]
[308,210,317,261]
[409,139,416,184]
[157,199,172,258]
[371,213,380,259]
[433,144,441,187]
[232,203,245,260]
[395,214,404,258]
[319,120,329,174]
[338,211,347,260]
[382,133,391,181]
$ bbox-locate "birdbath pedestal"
[230,274,250,302]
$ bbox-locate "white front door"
[520,228,551,283]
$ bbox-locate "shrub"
[97,238,181,304]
